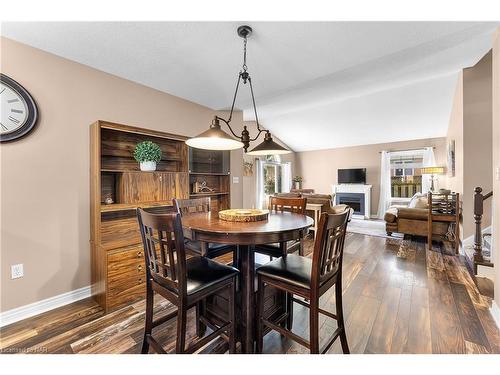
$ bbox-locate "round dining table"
[181,211,314,353]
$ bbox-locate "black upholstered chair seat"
[186,257,239,296]
[255,240,301,258]
[184,239,234,257]
[257,254,314,289]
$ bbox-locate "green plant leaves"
[133,141,162,163]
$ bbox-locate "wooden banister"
[473,187,493,264]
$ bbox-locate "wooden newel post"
[473,186,484,263]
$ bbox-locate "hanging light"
[186,25,291,155]
[186,118,243,150]
[246,131,290,155]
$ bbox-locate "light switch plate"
[496,167,500,181]
[11,264,24,279]
[232,177,240,184]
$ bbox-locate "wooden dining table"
[181,211,314,353]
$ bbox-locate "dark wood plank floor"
[1,233,499,354]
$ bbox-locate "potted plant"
[293,176,303,190]
[134,141,162,171]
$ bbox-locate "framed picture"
[243,161,253,177]
[447,140,455,177]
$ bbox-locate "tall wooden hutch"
[90,121,193,312]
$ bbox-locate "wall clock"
[0,73,38,142]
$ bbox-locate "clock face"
[0,74,38,142]
[1,82,29,134]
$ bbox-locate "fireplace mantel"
[332,184,372,219]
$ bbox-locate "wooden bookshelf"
[90,120,189,313]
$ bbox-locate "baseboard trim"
[490,301,500,330]
[0,285,91,328]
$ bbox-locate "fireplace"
[336,193,365,215]
[332,183,372,219]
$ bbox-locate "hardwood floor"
[1,233,499,354]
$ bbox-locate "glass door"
[257,157,291,209]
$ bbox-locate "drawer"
[101,217,142,250]
[107,246,145,278]
[107,282,146,311]
[108,272,146,297]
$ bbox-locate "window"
[256,155,291,209]
[390,150,424,198]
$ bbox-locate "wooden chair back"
[174,197,211,216]
[137,208,187,296]
[311,208,350,287]
[268,196,307,214]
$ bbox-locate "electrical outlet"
[11,264,24,279]
[232,176,240,184]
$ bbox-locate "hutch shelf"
[90,121,189,313]
[188,147,231,213]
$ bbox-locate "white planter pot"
[294,182,301,189]
[140,161,157,171]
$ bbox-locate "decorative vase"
[140,161,157,171]
[294,181,301,190]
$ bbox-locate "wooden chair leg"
[141,285,154,354]
[228,279,237,354]
[195,300,207,338]
[256,275,265,353]
[309,299,319,354]
[335,281,350,354]
[176,305,187,354]
[286,292,294,330]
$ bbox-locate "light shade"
[247,132,291,155]
[186,118,243,151]
[420,166,445,175]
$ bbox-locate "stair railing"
[473,186,493,263]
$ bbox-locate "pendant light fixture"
[186,25,290,155]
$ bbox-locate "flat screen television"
[338,168,366,184]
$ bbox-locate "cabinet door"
[159,172,189,201]
[117,172,161,203]
[189,148,230,174]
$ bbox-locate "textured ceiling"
[2,22,498,150]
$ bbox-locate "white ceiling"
[2,22,498,151]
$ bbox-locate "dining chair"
[255,208,351,354]
[137,208,238,354]
[254,196,307,258]
[173,197,237,262]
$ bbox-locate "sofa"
[274,192,334,220]
[384,193,448,237]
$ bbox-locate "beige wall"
[492,29,500,311]
[445,51,493,240]
[295,138,447,215]
[463,51,493,238]
[0,37,246,311]
[446,74,464,198]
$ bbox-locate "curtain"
[255,158,264,209]
[422,147,436,193]
[377,151,392,219]
[281,162,292,193]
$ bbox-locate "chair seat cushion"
[255,240,300,257]
[256,254,312,289]
[184,239,234,255]
[186,257,238,296]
